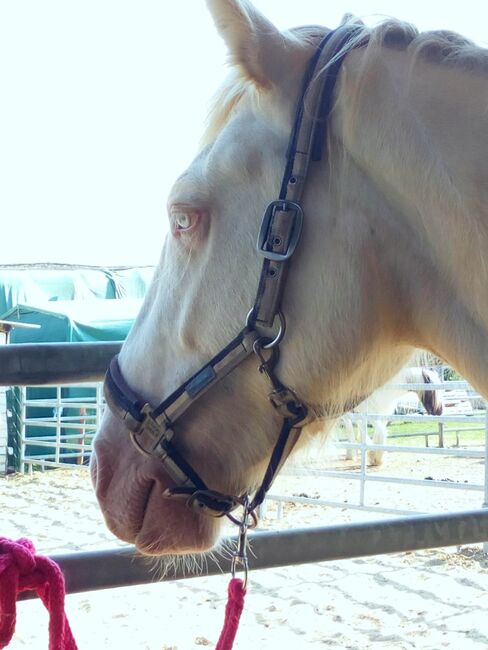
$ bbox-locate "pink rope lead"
[216,578,246,650]
[0,537,77,650]
[216,497,255,649]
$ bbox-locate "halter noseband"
[103,25,365,524]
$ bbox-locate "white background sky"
[1,1,486,267]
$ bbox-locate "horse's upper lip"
[91,435,171,544]
[92,444,220,554]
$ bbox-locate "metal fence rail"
[0,342,121,386]
[17,508,488,600]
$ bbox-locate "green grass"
[386,421,485,447]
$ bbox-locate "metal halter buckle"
[269,388,309,423]
[257,200,304,261]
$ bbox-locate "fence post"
[0,323,10,474]
[483,402,488,554]
[438,422,445,448]
[0,387,7,475]
[55,386,62,465]
[358,410,369,507]
[20,388,27,474]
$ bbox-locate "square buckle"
[257,200,304,261]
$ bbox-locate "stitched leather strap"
[252,25,365,328]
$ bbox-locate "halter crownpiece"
[103,24,367,523]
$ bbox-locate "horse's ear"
[206,0,305,89]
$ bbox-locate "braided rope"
[0,537,77,650]
[216,578,246,650]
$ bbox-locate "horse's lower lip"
[133,482,222,555]
[99,480,157,546]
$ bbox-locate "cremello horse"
[341,366,443,466]
[92,0,488,555]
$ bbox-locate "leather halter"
[103,25,365,523]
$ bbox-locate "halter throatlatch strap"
[102,24,364,521]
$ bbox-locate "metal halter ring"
[246,309,286,349]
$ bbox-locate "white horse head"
[92,0,488,555]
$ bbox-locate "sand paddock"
[1,452,487,649]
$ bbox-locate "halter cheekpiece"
[103,25,365,527]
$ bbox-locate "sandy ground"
[1,448,488,650]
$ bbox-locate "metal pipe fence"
[0,342,487,596]
[19,383,102,471]
[17,508,488,600]
[0,342,121,385]
[261,376,488,524]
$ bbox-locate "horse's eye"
[169,206,206,240]
[174,212,193,230]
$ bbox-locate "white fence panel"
[0,387,7,474]
[262,373,488,521]
[20,383,104,471]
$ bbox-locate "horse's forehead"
[168,152,210,206]
[208,111,276,168]
[170,109,279,206]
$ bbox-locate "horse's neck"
[359,366,423,415]
[338,47,487,278]
[334,45,488,398]
[336,47,487,290]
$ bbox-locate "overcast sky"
[1,1,486,266]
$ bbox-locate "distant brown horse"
[92,0,488,555]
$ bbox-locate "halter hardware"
[230,497,255,590]
[187,490,242,518]
[257,200,304,261]
[103,24,365,526]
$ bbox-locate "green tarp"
[0,266,154,316]
[2,299,142,343]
